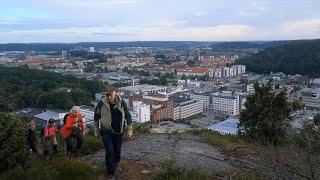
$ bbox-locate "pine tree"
[0,112,27,172]
[238,80,290,145]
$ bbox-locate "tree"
[0,113,27,173]
[238,80,291,145]
[314,113,320,127]
[291,99,302,111]
[187,60,195,67]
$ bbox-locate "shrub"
[1,157,100,180]
[153,157,211,180]
[0,112,27,173]
[81,134,104,155]
[133,123,150,136]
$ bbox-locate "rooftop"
[208,118,239,135]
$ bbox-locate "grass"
[1,157,103,180]
[153,157,212,180]
[81,134,104,156]
[133,123,150,136]
[180,129,243,151]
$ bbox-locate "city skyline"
[0,0,320,43]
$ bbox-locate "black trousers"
[29,141,38,153]
[65,132,84,156]
[100,128,123,175]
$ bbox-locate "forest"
[235,39,320,77]
[0,67,104,112]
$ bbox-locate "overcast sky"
[0,0,319,43]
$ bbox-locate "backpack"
[63,113,70,125]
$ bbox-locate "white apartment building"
[231,65,246,76]
[214,69,222,78]
[247,84,255,94]
[132,101,151,123]
[223,67,230,77]
[210,94,240,116]
[214,65,246,78]
[119,84,167,95]
[173,99,203,120]
[190,92,211,111]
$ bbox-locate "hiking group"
[26,85,133,179]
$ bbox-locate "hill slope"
[235,39,320,77]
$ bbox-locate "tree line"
[235,39,320,77]
[0,67,105,112]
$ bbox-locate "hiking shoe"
[107,174,115,180]
[116,166,123,174]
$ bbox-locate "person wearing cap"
[43,118,59,155]
[61,106,86,157]
[94,85,133,178]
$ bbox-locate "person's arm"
[122,100,132,130]
[64,116,74,129]
[44,128,50,138]
[94,101,103,136]
[78,114,86,132]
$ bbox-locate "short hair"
[70,106,81,113]
[105,85,117,93]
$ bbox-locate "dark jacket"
[94,95,132,134]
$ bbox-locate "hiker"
[61,106,86,157]
[27,120,38,154]
[43,118,59,155]
[94,85,133,178]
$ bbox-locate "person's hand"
[127,128,133,139]
[72,123,78,129]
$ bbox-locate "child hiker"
[43,118,59,155]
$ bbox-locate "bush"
[0,112,27,173]
[295,124,320,154]
[81,135,104,156]
[133,123,150,136]
[153,157,211,180]
[1,157,101,180]
[201,131,239,147]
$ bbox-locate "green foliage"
[185,130,240,149]
[133,123,150,136]
[291,99,302,111]
[0,67,104,111]
[70,50,109,61]
[153,157,211,180]
[239,80,291,145]
[81,135,104,156]
[314,113,320,127]
[1,157,100,180]
[235,39,320,77]
[0,112,27,173]
[295,124,320,154]
[187,60,196,67]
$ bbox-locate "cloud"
[194,11,208,17]
[281,18,320,38]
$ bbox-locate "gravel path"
[85,134,234,175]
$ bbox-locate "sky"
[0,0,319,43]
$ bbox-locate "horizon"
[0,38,320,45]
[1,0,320,43]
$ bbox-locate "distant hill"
[209,41,286,51]
[235,39,320,77]
[0,41,210,52]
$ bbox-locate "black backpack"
[63,113,70,125]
